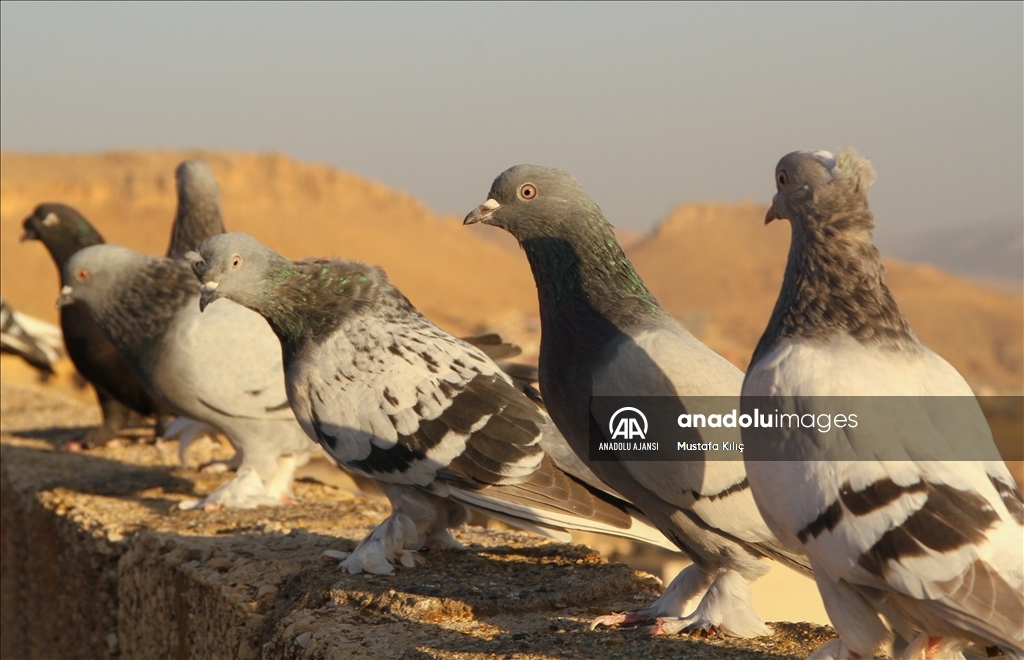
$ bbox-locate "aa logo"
[609,407,648,440]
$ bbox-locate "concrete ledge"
[1,382,834,659]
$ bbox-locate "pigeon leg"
[153,412,176,439]
[901,634,967,660]
[643,569,771,638]
[177,466,283,510]
[69,385,135,449]
[334,512,423,575]
[813,562,894,658]
[330,484,466,574]
[163,418,225,466]
[264,453,301,504]
[591,563,714,629]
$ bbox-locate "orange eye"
[231,255,242,269]
[777,170,789,187]
[518,183,537,200]
[76,269,89,281]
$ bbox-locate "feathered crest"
[834,148,876,190]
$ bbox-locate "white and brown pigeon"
[464,165,811,638]
[185,232,676,575]
[742,148,1023,660]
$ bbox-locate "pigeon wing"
[592,323,779,544]
[288,311,546,492]
[745,340,1023,651]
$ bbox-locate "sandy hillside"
[628,202,1024,393]
[2,151,1021,393]
[1,151,539,336]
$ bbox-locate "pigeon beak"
[199,281,219,312]
[20,227,38,242]
[56,285,75,308]
[765,195,779,225]
[464,198,500,225]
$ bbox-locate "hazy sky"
[2,2,1021,239]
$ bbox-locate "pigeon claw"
[318,549,351,563]
[590,610,653,630]
[638,617,717,637]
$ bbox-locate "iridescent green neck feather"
[254,258,378,360]
[519,204,666,330]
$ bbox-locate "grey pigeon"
[165,160,227,260]
[21,161,225,449]
[0,295,63,373]
[21,204,170,446]
[465,165,810,637]
[57,244,318,509]
[742,149,1023,660]
[161,160,232,461]
[185,232,676,575]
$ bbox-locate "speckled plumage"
[188,232,676,574]
[752,150,915,367]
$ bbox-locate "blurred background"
[1,2,1021,628]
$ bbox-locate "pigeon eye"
[42,213,60,227]
[231,255,242,269]
[76,269,89,281]
[777,170,789,187]
[518,183,538,200]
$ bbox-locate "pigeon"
[0,295,63,373]
[161,159,233,462]
[165,160,227,260]
[742,149,1023,659]
[20,162,225,449]
[57,243,318,509]
[464,165,811,638]
[21,204,169,446]
[185,232,677,575]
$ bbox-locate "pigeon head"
[766,148,876,235]
[186,232,282,312]
[57,244,147,310]
[166,159,226,259]
[464,165,606,241]
[465,164,661,326]
[21,204,105,268]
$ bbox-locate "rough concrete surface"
[1,380,837,660]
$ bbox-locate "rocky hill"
[2,151,1020,393]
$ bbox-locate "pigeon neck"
[166,201,226,259]
[43,224,104,270]
[259,260,379,361]
[92,259,198,372]
[519,223,665,331]
[752,210,917,363]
